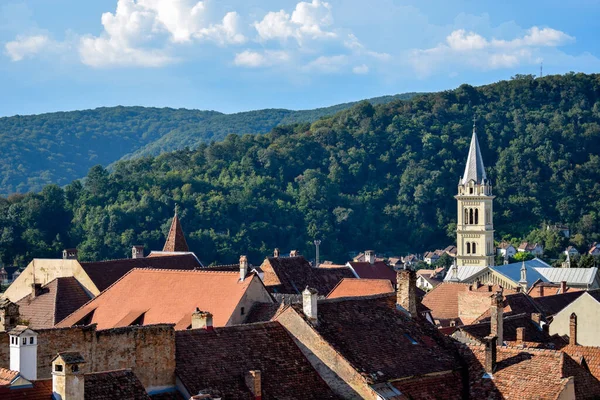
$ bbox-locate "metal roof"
[443,265,486,282]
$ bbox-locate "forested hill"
[0,93,417,195]
[1,73,600,267]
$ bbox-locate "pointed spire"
[163,207,189,252]
[461,122,487,185]
[519,261,528,290]
[449,259,460,282]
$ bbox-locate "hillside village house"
[496,242,517,259]
[589,242,600,256]
[518,242,544,256]
[565,246,580,257]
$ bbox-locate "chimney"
[191,308,213,331]
[471,280,481,291]
[537,285,544,297]
[132,245,144,259]
[365,250,375,264]
[448,260,459,282]
[239,255,248,281]
[273,248,280,258]
[9,326,38,380]
[302,287,318,324]
[290,250,299,257]
[531,313,542,326]
[62,248,78,260]
[490,290,503,346]
[516,327,525,345]
[560,281,567,294]
[0,298,20,333]
[52,352,86,400]
[31,283,42,299]
[570,313,577,346]
[484,335,497,376]
[245,370,262,399]
[397,269,417,317]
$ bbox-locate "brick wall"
[0,324,175,391]
[457,291,492,325]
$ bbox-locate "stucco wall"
[458,291,492,325]
[228,276,273,326]
[549,293,600,347]
[0,324,175,391]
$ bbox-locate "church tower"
[455,122,495,267]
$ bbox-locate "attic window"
[404,333,418,345]
[29,337,34,344]
[55,365,63,372]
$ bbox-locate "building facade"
[455,124,495,267]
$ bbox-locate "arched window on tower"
[475,209,479,225]
[469,209,474,225]
[466,243,471,254]
[464,209,469,225]
[472,242,477,254]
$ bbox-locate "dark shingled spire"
[461,123,487,185]
[163,207,189,252]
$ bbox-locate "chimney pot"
[132,245,144,259]
[290,250,299,257]
[245,370,262,399]
[62,249,78,260]
[396,269,417,317]
[490,290,504,346]
[516,327,525,345]
[239,255,248,281]
[484,335,497,375]
[561,281,567,294]
[191,309,213,331]
[52,352,85,400]
[273,248,280,258]
[302,287,318,323]
[365,250,375,264]
[569,313,577,346]
[472,280,481,291]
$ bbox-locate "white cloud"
[234,49,290,67]
[254,0,335,44]
[352,64,369,74]
[79,0,247,68]
[5,34,51,61]
[409,26,575,77]
[304,54,347,73]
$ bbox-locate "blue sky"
[1,0,599,117]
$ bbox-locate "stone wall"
[0,324,175,391]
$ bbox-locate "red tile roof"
[391,371,463,400]
[0,379,52,399]
[80,253,202,292]
[57,269,269,330]
[163,213,189,252]
[326,278,394,299]
[347,261,397,284]
[527,281,582,298]
[283,294,462,383]
[0,368,18,386]
[472,292,541,323]
[84,369,150,400]
[260,256,355,295]
[243,302,286,324]
[532,290,588,317]
[16,277,91,329]
[460,345,600,400]
[175,321,340,399]
[562,344,600,382]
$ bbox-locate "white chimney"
[365,250,375,264]
[9,326,38,380]
[191,308,214,331]
[52,352,86,400]
[302,287,318,323]
[62,249,78,260]
[132,245,144,259]
[239,256,248,281]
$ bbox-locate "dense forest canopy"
[0,93,417,195]
[1,73,600,267]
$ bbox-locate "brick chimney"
[0,298,19,333]
[62,249,78,260]
[239,255,248,281]
[516,327,525,345]
[191,308,213,331]
[396,269,417,317]
[570,313,577,346]
[302,287,318,323]
[290,250,299,257]
[560,281,567,294]
[490,290,503,346]
[31,283,42,299]
[365,250,375,264]
[52,352,86,400]
[273,248,280,258]
[484,335,497,377]
[245,370,262,399]
[537,285,544,297]
[471,280,481,291]
[132,245,144,259]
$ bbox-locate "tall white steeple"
[455,121,495,267]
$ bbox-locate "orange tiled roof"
[16,277,91,329]
[562,344,600,381]
[57,269,266,330]
[0,379,52,399]
[163,212,189,252]
[527,281,583,298]
[0,368,18,387]
[326,278,394,299]
[471,292,541,323]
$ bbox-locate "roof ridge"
[318,292,395,304]
[129,268,239,274]
[81,253,193,265]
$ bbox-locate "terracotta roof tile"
[0,379,53,399]
[84,369,150,400]
[163,213,189,252]
[285,295,462,382]
[16,277,92,329]
[57,269,269,330]
[80,253,202,292]
[243,302,286,324]
[260,256,355,295]
[0,368,18,386]
[391,371,463,400]
[472,292,541,323]
[347,261,398,284]
[326,278,394,299]
[562,344,600,381]
[175,321,340,399]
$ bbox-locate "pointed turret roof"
[461,123,487,185]
[163,207,189,252]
